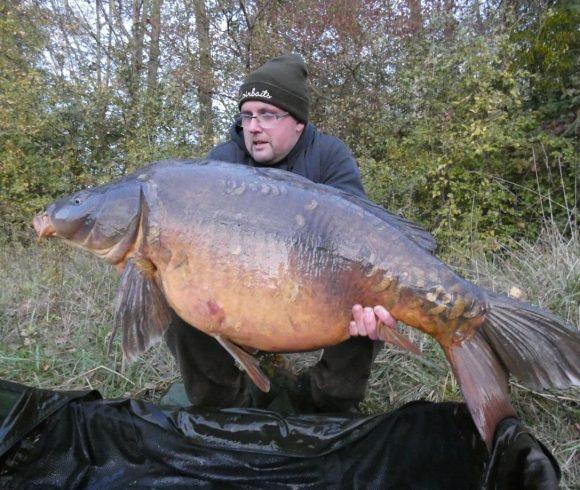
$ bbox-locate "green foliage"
[353,14,576,250]
[0,3,204,235]
[512,1,580,126]
[0,5,74,234]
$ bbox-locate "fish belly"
[154,235,357,352]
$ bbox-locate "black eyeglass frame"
[236,112,291,128]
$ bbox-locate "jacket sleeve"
[319,136,367,198]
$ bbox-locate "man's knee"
[164,314,251,408]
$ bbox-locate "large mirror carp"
[33,159,579,447]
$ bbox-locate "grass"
[0,223,578,486]
[0,239,177,400]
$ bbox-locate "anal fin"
[213,334,271,393]
[112,258,173,361]
[443,331,516,448]
[377,322,422,355]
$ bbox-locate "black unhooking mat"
[0,379,559,489]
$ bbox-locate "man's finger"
[363,307,378,340]
[352,304,366,336]
[374,305,396,329]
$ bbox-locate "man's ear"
[296,122,305,133]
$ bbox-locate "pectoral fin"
[213,334,271,393]
[377,322,422,355]
[111,258,172,361]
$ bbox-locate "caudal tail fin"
[442,293,579,447]
[443,332,516,448]
[482,293,580,391]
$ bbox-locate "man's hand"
[349,305,396,341]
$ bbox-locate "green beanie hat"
[238,54,310,123]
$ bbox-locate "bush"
[352,13,576,251]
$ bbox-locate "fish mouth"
[33,213,56,239]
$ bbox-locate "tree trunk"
[95,0,108,163]
[147,0,162,96]
[443,0,456,41]
[96,0,102,86]
[132,0,145,81]
[407,0,423,36]
[474,0,484,35]
[125,0,147,134]
[194,0,215,150]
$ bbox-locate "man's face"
[240,100,305,165]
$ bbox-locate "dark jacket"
[206,123,367,198]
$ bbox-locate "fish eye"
[73,196,82,205]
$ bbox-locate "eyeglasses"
[236,112,290,129]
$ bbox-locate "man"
[164,54,395,412]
